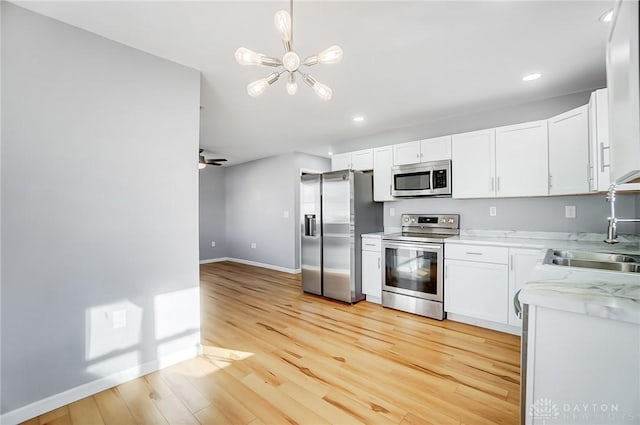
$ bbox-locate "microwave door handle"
[430,167,435,193]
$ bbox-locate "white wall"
[1,3,201,421]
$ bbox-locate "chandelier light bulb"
[199,162,206,170]
[274,10,292,42]
[247,78,269,97]
[317,45,343,64]
[313,82,332,101]
[282,52,300,72]
[286,73,298,95]
[235,47,263,66]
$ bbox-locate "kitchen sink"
[544,249,640,273]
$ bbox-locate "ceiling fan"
[199,149,227,169]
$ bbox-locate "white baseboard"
[0,345,200,425]
[199,257,229,264]
[447,313,522,336]
[365,295,382,304]
[200,257,300,274]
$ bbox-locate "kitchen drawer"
[445,244,508,264]
[361,237,382,252]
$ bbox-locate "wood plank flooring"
[22,261,521,425]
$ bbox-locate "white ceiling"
[16,0,614,165]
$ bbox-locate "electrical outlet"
[565,205,577,218]
[211,241,216,247]
[489,206,497,217]
[283,210,289,218]
[389,207,395,217]
[112,309,127,329]
[251,243,257,249]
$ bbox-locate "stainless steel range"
[382,214,459,320]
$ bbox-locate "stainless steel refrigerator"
[300,170,383,303]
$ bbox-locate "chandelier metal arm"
[260,56,283,67]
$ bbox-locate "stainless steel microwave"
[391,159,452,197]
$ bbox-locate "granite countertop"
[445,230,640,325]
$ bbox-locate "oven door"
[382,240,443,302]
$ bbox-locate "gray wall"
[334,90,593,154]
[385,194,638,234]
[2,3,200,415]
[218,152,329,270]
[199,166,227,260]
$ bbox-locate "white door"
[361,250,381,298]
[373,146,394,202]
[589,89,611,192]
[393,140,421,165]
[495,120,549,197]
[420,136,452,162]
[548,105,590,195]
[444,259,508,323]
[508,249,542,327]
[451,129,496,199]
[351,149,374,171]
[331,153,351,171]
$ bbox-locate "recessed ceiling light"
[522,73,542,82]
[600,9,614,23]
[353,116,365,122]
[328,151,333,156]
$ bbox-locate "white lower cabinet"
[444,259,508,323]
[445,243,542,332]
[361,236,382,302]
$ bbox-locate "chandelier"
[234,0,343,101]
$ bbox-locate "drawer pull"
[465,252,484,255]
[365,243,377,247]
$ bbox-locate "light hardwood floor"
[22,261,521,425]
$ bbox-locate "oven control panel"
[401,214,459,229]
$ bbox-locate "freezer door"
[322,171,354,302]
[300,173,322,295]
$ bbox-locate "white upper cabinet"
[420,136,452,162]
[393,140,421,165]
[548,105,590,195]
[331,153,352,171]
[331,149,373,171]
[350,149,374,171]
[452,129,496,199]
[373,146,394,202]
[589,88,611,192]
[606,0,640,184]
[393,137,452,166]
[495,120,549,197]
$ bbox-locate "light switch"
[565,205,576,218]
[389,207,395,217]
[489,206,497,217]
[211,241,216,247]
[251,243,257,249]
[283,210,289,218]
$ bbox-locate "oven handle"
[382,240,443,252]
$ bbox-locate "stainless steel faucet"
[604,183,640,244]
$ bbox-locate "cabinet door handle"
[548,175,553,189]
[378,257,381,269]
[497,176,501,192]
[491,177,495,192]
[389,183,392,196]
[510,254,513,271]
[600,143,610,172]
[416,153,420,158]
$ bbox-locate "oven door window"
[394,171,430,191]
[385,246,439,299]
